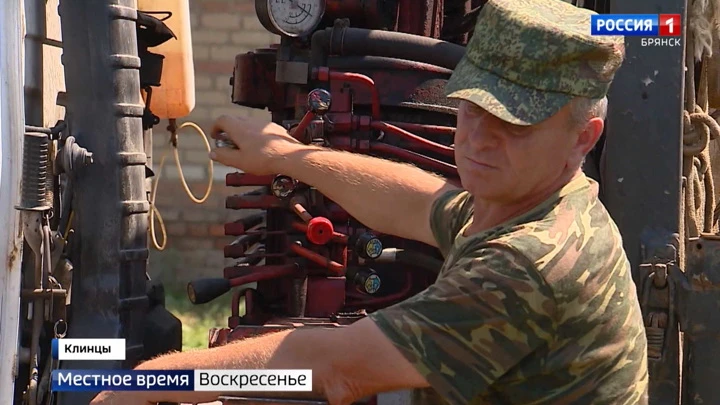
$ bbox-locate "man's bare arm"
[274,143,457,246]
[91,319,429,405]
[208,115,459,247]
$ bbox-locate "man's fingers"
[209,145,241,168]
[211,115,244,140]
[210,118,225,140]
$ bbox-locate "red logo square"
[659,14,681,36]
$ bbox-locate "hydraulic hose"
[310,29,330,69]
[329,136,458,178]
[324,27,466,71]
[327,55,453,76]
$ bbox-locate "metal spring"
[45,154,54,209]
[19,132,51,210]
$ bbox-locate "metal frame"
[0,0,27,403]
[56,0,150,403]
[602,0,687,404]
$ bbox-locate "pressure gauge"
[256,0,326,38]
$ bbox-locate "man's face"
[454,100,596,204]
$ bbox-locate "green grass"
[163,284,244,351]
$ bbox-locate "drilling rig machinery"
[5,0,720,405]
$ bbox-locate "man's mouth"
[464,156,497,170]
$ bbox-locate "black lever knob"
[347,267,381,295]
[187,278,231,304]
[355,232,383,260]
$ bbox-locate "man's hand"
[207,113,454,245]
[85,317,430,405]
[90,390,152,405]
[209,114,303,175]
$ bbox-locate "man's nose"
[466,113,502,150]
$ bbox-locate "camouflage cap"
[445,0,625,125]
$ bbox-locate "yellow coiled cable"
[149,120,214,251]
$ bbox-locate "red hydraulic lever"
[290,110,316,141]
[289,195,336,245]
[288,243,345,275]
[291,221,347,244]
[290,88,333,141]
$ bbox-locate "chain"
[47,319,67,404]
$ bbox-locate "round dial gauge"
[256,0,326,37]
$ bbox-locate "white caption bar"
[53,338,126,361]
[193,370,312,391]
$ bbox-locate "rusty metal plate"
[679,234,720,404]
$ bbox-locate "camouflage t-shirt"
[368,172,649,405]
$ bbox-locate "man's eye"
[503,123,530,137]
[465,106,484,117]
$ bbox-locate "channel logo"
[590,14,682,36]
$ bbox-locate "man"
[91,0,648,404]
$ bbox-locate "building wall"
[148,0,279,285]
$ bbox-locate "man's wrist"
[133,360,153,371]
[271,141,319,175]
[133,356,165,371]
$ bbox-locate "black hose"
[310,29,330,69]
[327,27,466,71]
[396,249,444,273]
[327,55,453,75]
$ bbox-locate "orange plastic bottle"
[137,0,195,119]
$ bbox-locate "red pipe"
[372,143,457,176]
[226,195,283,209]
[384,121,456,136]
[224,264,293,279]
[332,72,381,119]
[226,264,299,287]
[370,121,454,158]
[226,173,274,186]
[329,136,458,178]
[288,243,345,275]
[315,68,381,119]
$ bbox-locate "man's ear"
[578,117,604,155]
